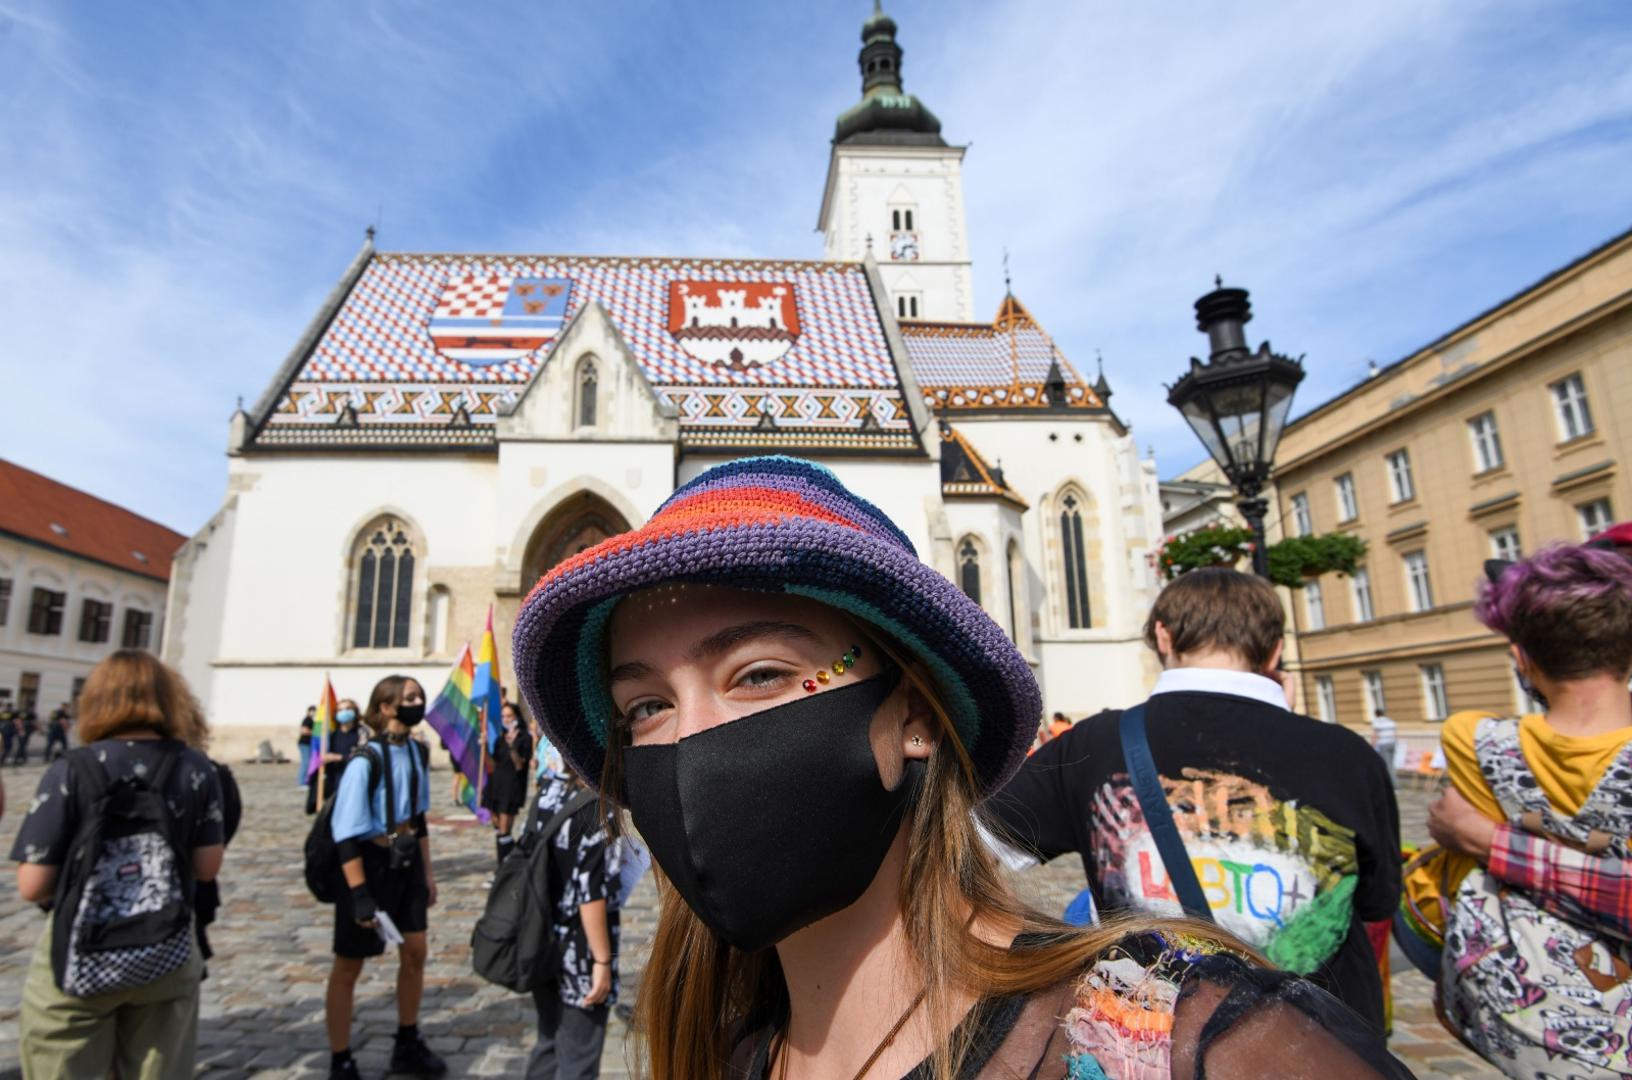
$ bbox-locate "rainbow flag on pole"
[472,605,503,757]
[305,675,338,788]
[425,644,489,822]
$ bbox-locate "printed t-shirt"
[330,740,432,842]
[988,682,1401,1031]
[10,738,226,865]
[534,775,621,1009]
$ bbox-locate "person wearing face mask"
[322,676,444,1080]
[306,698,365,815]
[481,700,534,867]
[512,457,1412,1080]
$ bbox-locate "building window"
[1351,567,1375,622]
[1420,663,1449,721]
[1386,449,1415,503]
[1006,539,1029,650]
[1467,411,1504,473]
[27,588,65,636]
[1404,550,1434,612]
[71,677,86,705]
[0,577,10,627]
[1362,670,1387,721]
[351,520,417,650]
[1579,498,1614,539]
[891,207,915,231]
[78,599,113,644]
[1303,581,1326,631]
[958,538,982,606]
[19,671,40,711]
[896,294,920,319]
[1334,473,1358,523]
[1489,526,1522,562]
[121,609,153,650]
[1059,493,1092,629]
[1551,373,1595,442]
[428,586,451,655]
[1290,493,1313,537]
[1315,676,1337,723]
[575,358,598,429]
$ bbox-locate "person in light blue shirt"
[322,676,445,1080]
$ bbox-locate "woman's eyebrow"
[687,621,819,662]
[608,660,655,686]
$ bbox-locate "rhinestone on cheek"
[850,644,863,658]
[833,661,846,675]
[802,679,818,693]
[816,670,830,684]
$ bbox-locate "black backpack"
[303,740,426,903]
[51,744,195,997]
[471,788,597,993]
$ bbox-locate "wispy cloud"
[2,1,1630,532]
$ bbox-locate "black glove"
[350,885,377,927]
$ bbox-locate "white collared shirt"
[1149,667,1290,712]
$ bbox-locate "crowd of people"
[0,700,73,767]
[3,455,1629,1079]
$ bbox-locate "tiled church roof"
[899,294,1106,413]
[938,424,1026,508]
[252,247,920,452]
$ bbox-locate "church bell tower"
[818,2,974,323]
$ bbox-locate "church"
[163,6,1166,759]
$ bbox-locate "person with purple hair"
[1425,542,1632,1078]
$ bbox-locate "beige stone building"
[1267,227,1632,748]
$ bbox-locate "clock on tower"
[889,231,920,261]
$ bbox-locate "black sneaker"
[389,1034,448,1076]
[329,1057,362,1080]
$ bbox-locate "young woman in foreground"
[514,457,1411,1080]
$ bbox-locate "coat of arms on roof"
[667,281,801,370]
[428,275,574,365]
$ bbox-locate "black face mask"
[395,703,425,726]
[623,668,921,953]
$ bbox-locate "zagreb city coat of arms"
[667,281,801,371]
[428,275,573,365]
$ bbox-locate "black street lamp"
[1167,281,1305,578]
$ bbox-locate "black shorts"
[480,765,528,815]
[333,842,429,959]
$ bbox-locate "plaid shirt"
[1489,823,1632,942]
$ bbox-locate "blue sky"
[3,1,1631,533]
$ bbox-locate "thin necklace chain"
[774,986,928,1080]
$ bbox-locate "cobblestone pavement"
[0,763,1495,1078]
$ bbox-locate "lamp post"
[1167,281,1305,579]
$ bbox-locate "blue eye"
[622,700,669,727]
[739,667,791,689]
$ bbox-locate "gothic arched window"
[958,538,982,606]
[1006,538,1028,648]
[352,519,416,649]
[576,358,598,429]
[1059,493,1092,629]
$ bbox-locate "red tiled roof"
[0,460,187,583]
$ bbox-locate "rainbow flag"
[305,675,338,788]
[425,644,489,822]
[472,605,503,757]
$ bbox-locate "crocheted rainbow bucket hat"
[512,455,1041,800]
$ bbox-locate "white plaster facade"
[1,537,170,715]
[819,144,974,322]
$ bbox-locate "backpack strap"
[377,742,397,833]
[538,789,597,847]
[1118,703,1214,922]
[64,747,110,819]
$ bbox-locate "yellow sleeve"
[1441,710,1504,821]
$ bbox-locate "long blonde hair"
[619,641,1247,1080]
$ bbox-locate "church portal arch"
[518,490,633,594]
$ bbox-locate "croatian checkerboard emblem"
[667,281,801,371]
[429,275,574,365]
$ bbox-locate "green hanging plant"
[1265,533,1369,589]
[1156,523,1257,580]
[1157,525,1368,589]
